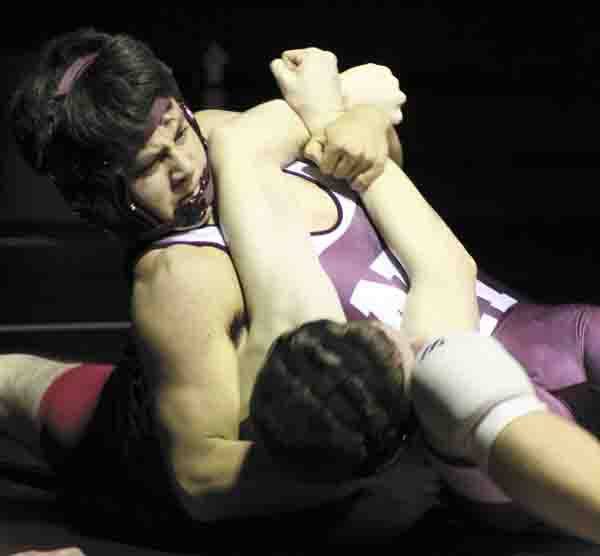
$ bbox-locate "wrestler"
[8,29,442,548]
[249,50,600,544]
[10,27,595,548]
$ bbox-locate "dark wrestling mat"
[2,231,600,555]
[2,341,598,555]
[1,456,598,556]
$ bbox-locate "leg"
[0,354,113,466]
[1,354,81,424]
[433,303,600,532]
[495,303,600,438]
[550,304,600,439]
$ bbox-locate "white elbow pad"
[411,333,547,467]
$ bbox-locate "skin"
[129,99,362,522]
[294,57,600,545]
[217,48,600,545]
[4,45,600,548]
[129,101,211,224]
[128,49,476,525]
[1,49,473,538]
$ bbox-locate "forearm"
[387,125,404,168]
[360,160,478,339]
[490,412,600,544]
[177,437,358,522]
[211,99,309,166]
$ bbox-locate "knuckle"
[345,145,360,159]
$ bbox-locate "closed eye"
[137,155,161,177]
[136,121,187,176]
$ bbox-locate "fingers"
[352,162,385,193]
[352,135,387,192]
[270,58,291,87]
[391,108,404,125]
[351,150,386,193]
[320,142,345,176]
[332,153,361,180]
[391,91,407,125]
[281,47,338,69]
[346,154,372,182]
[304,136,325,165]
[281,50,305,68]
[320,140,386,187]
[272,47,338,89]
[335,153,373,183]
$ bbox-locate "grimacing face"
[127,98,210,224]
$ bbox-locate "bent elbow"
[461,250,478,280]
[174,466,233,523]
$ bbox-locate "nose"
[168,148,194,190]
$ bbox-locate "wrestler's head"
[10,28,213,243]
[250,319,417,483]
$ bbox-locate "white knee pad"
[411,333,547,468]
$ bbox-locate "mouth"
[172,176,211,229]
[179,181,202,207]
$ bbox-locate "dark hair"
[9,27,183,236]
[250,320,415,483]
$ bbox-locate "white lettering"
[350,280,406,329]
[476,281,518,312]
[370,252,407,285]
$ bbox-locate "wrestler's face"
[127,98,211,223]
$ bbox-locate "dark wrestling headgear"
[45,52,214,243]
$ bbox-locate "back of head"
[250,320,415,483]
[9,27,183,238]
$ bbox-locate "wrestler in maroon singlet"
[37,161,600,532]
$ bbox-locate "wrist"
[301,108,345,136]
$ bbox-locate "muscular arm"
[134,97,356,522]
[210,99,346,382]
[133,247,353,522]
[274,55,477,340]
[293,98,479,341]
[358,151,479,341]
[490,412,600,544]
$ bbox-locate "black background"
[0,6,597,329]
[1,7,600,555]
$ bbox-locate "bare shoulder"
[132,244,244,441]
[132,244,243,373]
[194,109,241,140]
[134,244,240,308]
